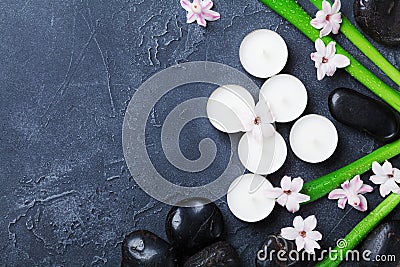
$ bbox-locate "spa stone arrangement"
[121,0,400,266]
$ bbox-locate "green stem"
[302,138,400,202]
[316,193,400,267]
[309,0,400,87]
[258,0,400,113]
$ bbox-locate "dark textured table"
[1,0,399,266]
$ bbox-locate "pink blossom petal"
[281,227,298,240]
[255,97,275,124]
[393,168,400,183]
[348,194,361,208]
[193,0,201,5]
[338,197,347,209]
[317,64,326,80]
[328,189,346,199]
[370,174,388,185]
[277,193,288,206]
[315,38,326,55]
[201,0,213,10]
[260,123,275,138]
[304,237,321,254]
[380,179,400,197]
[281,176,292,191]
[331,54,350,68]
[331,0,341,14]
[320,23,333,37]
[325,62,337,77]
[325,41,336,59]
[342,180,350,190]
[372,161,385,176]
[349,175,363,192]
[293,216,305,231]
[291,192,310,204]
[202,9,220,21]
[303,215,317,231]
[286,197,300,213]
[295,237,305,251]
[196,14,207,27]
[382,161,394,175]
[330,13,342,23]
[307,231,323,241]
[331,21,341,34]
[316,10,326,18]
[311,17,326,29]
[180,0,192,11]
[358,184,374,194]
[290,177,304,192]
[353,195,368,212]
[322,0,332,14]
[311,52,323,65]
[187,12,197,23]
[265,187,283,198]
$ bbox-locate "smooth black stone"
[354,0,400,46]
[358,221,400,266]
[256,234,297,267]
[183,241,240,267]
[329,88,400,142]
[165,198,224,255]
[121,230,178,267]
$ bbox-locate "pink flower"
[180,0,220,27]
[311,39,350,80]
[328,175,373,212]
[265,176,310,213]
[310,0,342,37]
[370,161,400,197]
[281,215,322,254]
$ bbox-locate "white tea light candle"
[239,29,288,78]
[260,74,308,123]
[238,132,287,175]
[289,114,338,163]
[227,173,276,222]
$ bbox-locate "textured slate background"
[1,0,399,266]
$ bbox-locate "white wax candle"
[238,131,287,175]
[289,114,338,163]
[227,173,276,222]
[260,74,308,123]
[239,29,288,78]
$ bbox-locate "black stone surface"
[358,221,400,266]
[354,0,400,46]
[329,88,400,142]
[121,230,178,267]
[0,0,399,266]
[255,234,297,267]
[183,241,240,267]
[165,198,224,255]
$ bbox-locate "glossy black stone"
[358,221,400,266]
[354,0,400,46]
[121,230,178,267]
[329,88,400,142]
[165,198,224,255]
[183,241,240,267]
[256,234,297,267]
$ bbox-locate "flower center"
[254,116,261,125]
[388,173,394,179]
[325,14,331,21]
[284,190,292,195]
[300,231,307,238]
[191,3,202,14]
[322,57,329,63]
